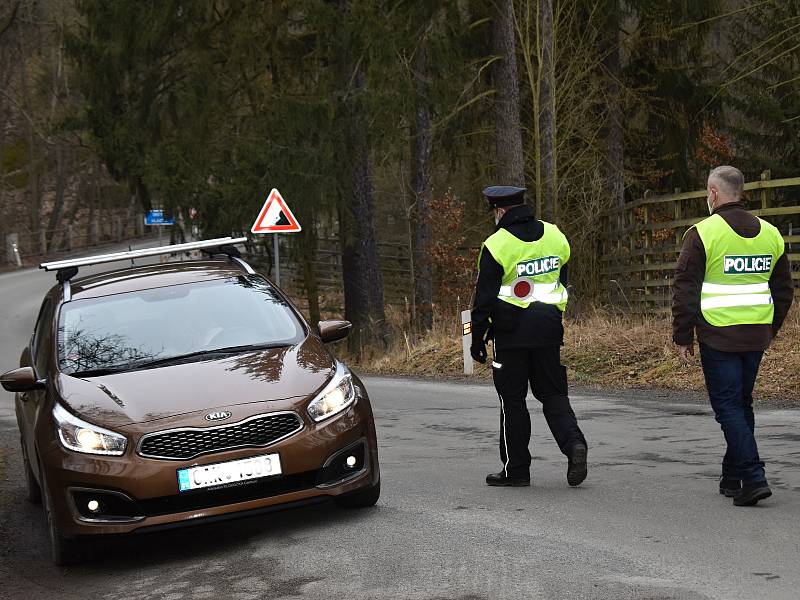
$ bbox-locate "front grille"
[139,470,320,516]
[138,412,304,460]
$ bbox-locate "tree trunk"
[334,0,387,353]
[538,0,556,221]
[46,141,67,249]
[340,205,368,353]
[491,0,525,187]
[16,17,40,239]
[301,211,321,326]
[412,39,433,331]
[0,56,7,238]
[302,253,321,326]
[603,1,624,209]
[343,111,388,351]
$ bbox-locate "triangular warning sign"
[251,189,302,234]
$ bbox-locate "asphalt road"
[1,245,799,600]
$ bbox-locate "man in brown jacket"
[672,166,794,506]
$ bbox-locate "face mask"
[707,193,714,215]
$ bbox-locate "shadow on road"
[0,438,375,576]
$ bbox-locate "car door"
[18,297,54,475]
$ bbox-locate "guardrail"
[600,171,800,313]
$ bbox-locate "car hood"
[56,338,335,427]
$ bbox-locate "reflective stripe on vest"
[701,293,773,311]
[692,214,783,327]
[498,280,567,305]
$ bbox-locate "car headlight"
[307,363,357,422]
[52,403,127,456]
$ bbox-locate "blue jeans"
[699,344,766,484]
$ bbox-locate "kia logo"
[205,411,232,422]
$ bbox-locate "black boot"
[567,444,588,487]
[486,472,530,487]
[719,477,741,498]
[733,482,772,507]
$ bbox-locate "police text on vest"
[723,255,772,275]
[516,256,560,277]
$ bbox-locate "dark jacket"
[672,202,794,352]
[471,204,567,349]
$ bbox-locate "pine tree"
[724,0,800,178]
[621,0,723,190]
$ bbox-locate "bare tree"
[538,0,556,220]
[602,0,624,209]
[335,9,388,350]
[491,0,525,187]
[413,34,434,331]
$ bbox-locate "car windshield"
[57,276,304,375]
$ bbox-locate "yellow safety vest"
[478,221,570,312]
[691,213,784,327]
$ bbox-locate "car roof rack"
[40,237,252,296]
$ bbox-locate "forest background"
[1,0,799,395]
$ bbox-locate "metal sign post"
[273,235,281,287]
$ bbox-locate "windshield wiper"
[123,343,291,371]
[67,344,290,377]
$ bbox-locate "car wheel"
[335,480,380,509]
[41,471,83,566]
[20,437,41,504]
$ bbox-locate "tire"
[335,480,380,509]
[21,438,41,504]
[41,471,83,566]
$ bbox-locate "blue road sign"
[145,209,175,226]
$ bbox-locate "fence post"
[760,169,771,209]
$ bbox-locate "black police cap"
[482,185,526,209]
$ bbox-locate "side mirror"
[0,367,44,393]
[318,320,352,344]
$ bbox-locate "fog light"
[87,499,100,513]
[346,455,357,468]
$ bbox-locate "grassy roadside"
[357,306,800,402]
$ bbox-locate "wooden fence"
[600,172,800,313]
[245,236,413,313]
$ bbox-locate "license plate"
[177,453,282,492]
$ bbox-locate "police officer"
[673,166,794,506]
[470,185,587,488]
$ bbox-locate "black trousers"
[492,346,586,478]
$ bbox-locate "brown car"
[0,238,380,565]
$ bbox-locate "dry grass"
[356,305,800,401]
